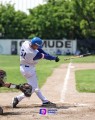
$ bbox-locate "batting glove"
[55,56,60,62]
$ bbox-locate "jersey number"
[20,49,26,59]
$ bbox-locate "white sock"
[35,89,48,103]
[16,93,25,102]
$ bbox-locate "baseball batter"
[12,37,60,108]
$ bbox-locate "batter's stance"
[12,37,60,108]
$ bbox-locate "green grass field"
[0,55,65,92]
[75,69,95,93]
[0,55,95,93]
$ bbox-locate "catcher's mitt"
[17,83,32,97]
[0,70,6,87]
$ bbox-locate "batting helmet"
[31,37,43,47]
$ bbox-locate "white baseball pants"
[16,64,48,103]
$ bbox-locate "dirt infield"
[0,63,95,120]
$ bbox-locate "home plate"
[73,103,92,107]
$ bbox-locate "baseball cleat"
[12,97,19,108]
[42,101,56,107]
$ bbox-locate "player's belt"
[20,64,29,67]
[25,65,29,67]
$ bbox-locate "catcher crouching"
[0,69,32,114]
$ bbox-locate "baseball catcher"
[0,69,32,97]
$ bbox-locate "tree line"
[0,0,95,40]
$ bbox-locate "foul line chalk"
[60,62,72,103]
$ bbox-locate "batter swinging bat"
[64,53,92,61]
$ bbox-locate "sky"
[0,0,46,14]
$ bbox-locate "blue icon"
[39,108,47,115]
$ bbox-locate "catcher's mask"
[0,70,7,81]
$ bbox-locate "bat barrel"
[64,53,92,61]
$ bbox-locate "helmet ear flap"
[38,42,44,48]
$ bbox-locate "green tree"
[0,3,15,38]
[0,24,4,38]
[1,0,95,39]
[28,0,76,39]
[0,3,29,39]
[12,11,29,39]
[73,0,95,38]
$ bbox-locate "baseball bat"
[64,53,92,61]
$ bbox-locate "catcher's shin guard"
[12,97,19,108]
